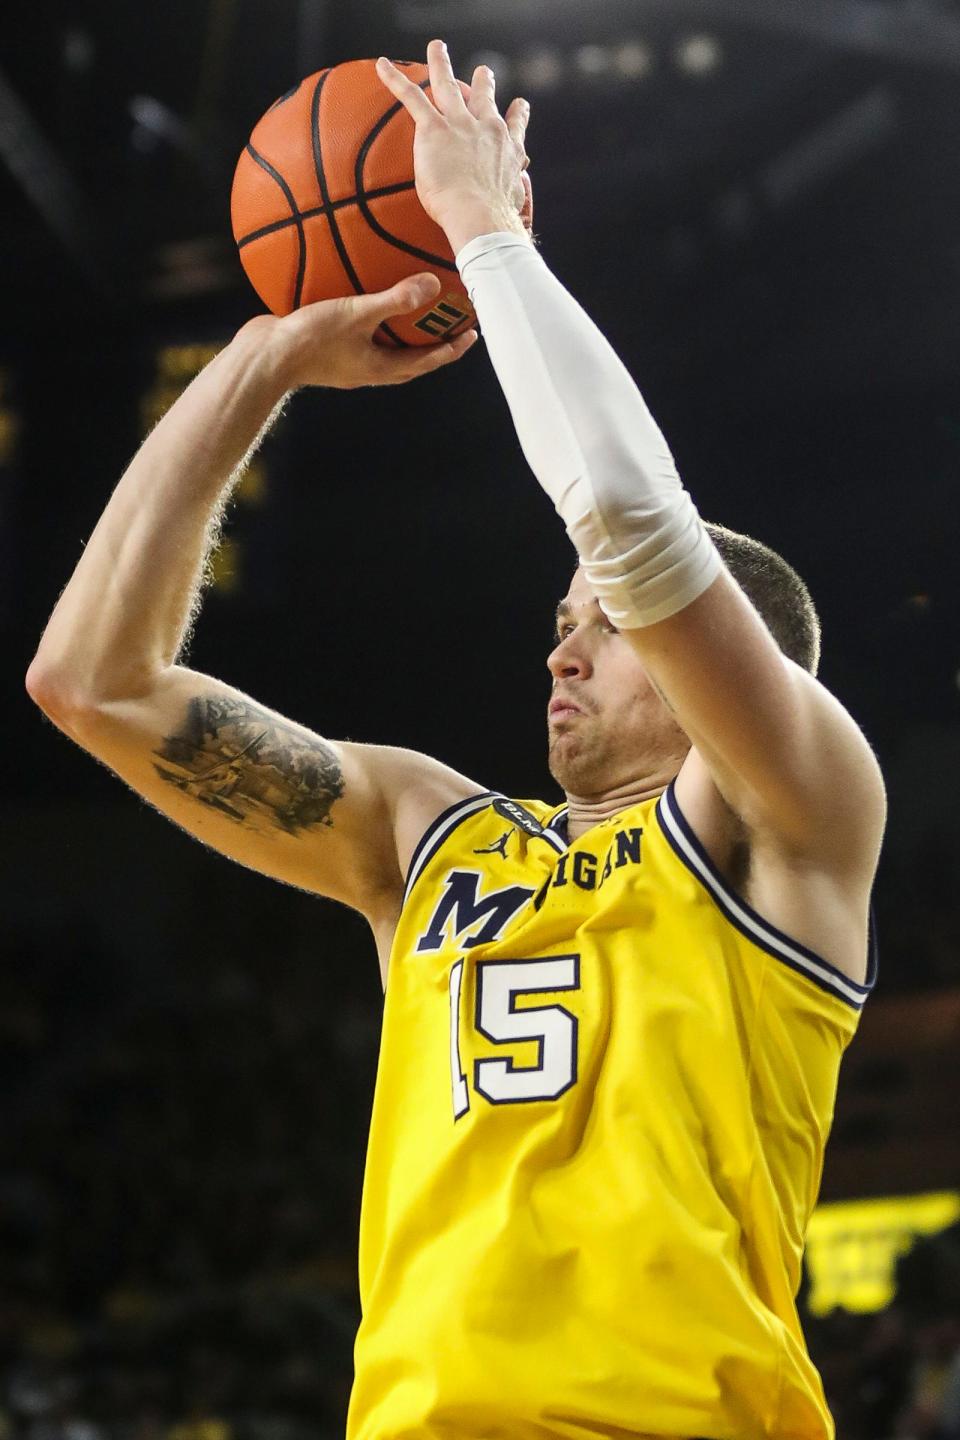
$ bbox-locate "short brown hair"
[704,522,821,675]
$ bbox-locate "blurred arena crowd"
[3,888,960,1440]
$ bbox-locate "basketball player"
[26,38,885,1440]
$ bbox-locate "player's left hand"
[376,41,533,254]
[241,273,477,391]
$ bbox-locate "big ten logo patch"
[413,294,473,339]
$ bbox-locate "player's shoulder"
[672,751,877,988]
[339,743,486,871]
[369,779,546,972]
[405,790,560,861]
[398,790,564,900]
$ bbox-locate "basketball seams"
[376,321,405,348]
[234,60,474,345]
[269,81,303,111]
[236,181,418,250]
[310,70,366,300]
[244,143,307,310]
[306,70,423,346]
[354,83,459,273]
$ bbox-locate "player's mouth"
[549,697,585,722]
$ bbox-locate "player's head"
[546,523,821,796]
[706,522,821,675]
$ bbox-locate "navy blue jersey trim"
[656,781,877,1011]
[403,793,570,905]
[535,822,567,855]
[403,792,498,905]
[866,905,879,990]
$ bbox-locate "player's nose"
[547,633,592,680]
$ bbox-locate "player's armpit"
[33,665,483,921]
[624,566,886,874]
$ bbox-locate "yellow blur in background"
[805,1191,960,1316]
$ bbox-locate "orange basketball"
[231,59,477,348]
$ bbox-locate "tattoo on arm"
[152,696,344,837]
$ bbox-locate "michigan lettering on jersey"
[535,826,643,909]
[416,870,535,953]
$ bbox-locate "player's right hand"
[242,273,477,390]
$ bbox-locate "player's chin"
[547,731,591,791]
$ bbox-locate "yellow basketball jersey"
[346,784,876,1440]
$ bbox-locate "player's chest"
[404,813,650,961]
[388,808,730,1126]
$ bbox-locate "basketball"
[231,59,478,348]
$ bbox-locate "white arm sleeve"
[455,230,722,628]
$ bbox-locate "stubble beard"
[547,716,613,796]
[547,709,691,798]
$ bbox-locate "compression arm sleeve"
[455,231,722,628]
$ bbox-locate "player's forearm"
[27,320,291,711]
[456,233,720,628]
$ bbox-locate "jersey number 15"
[448,954,581,1118]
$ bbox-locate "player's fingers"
[357,272,441,327]
[421,328,478,371]
[468,64,498,118]
[426,38,468,115]
[382,329,478,384]
[505,96,531,160]
[375,56,438,125]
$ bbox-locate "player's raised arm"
[377,41,885,876]
[25,278,481,944]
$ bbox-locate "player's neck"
[564,777,670,840]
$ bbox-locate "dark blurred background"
[4,1,960,1436]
